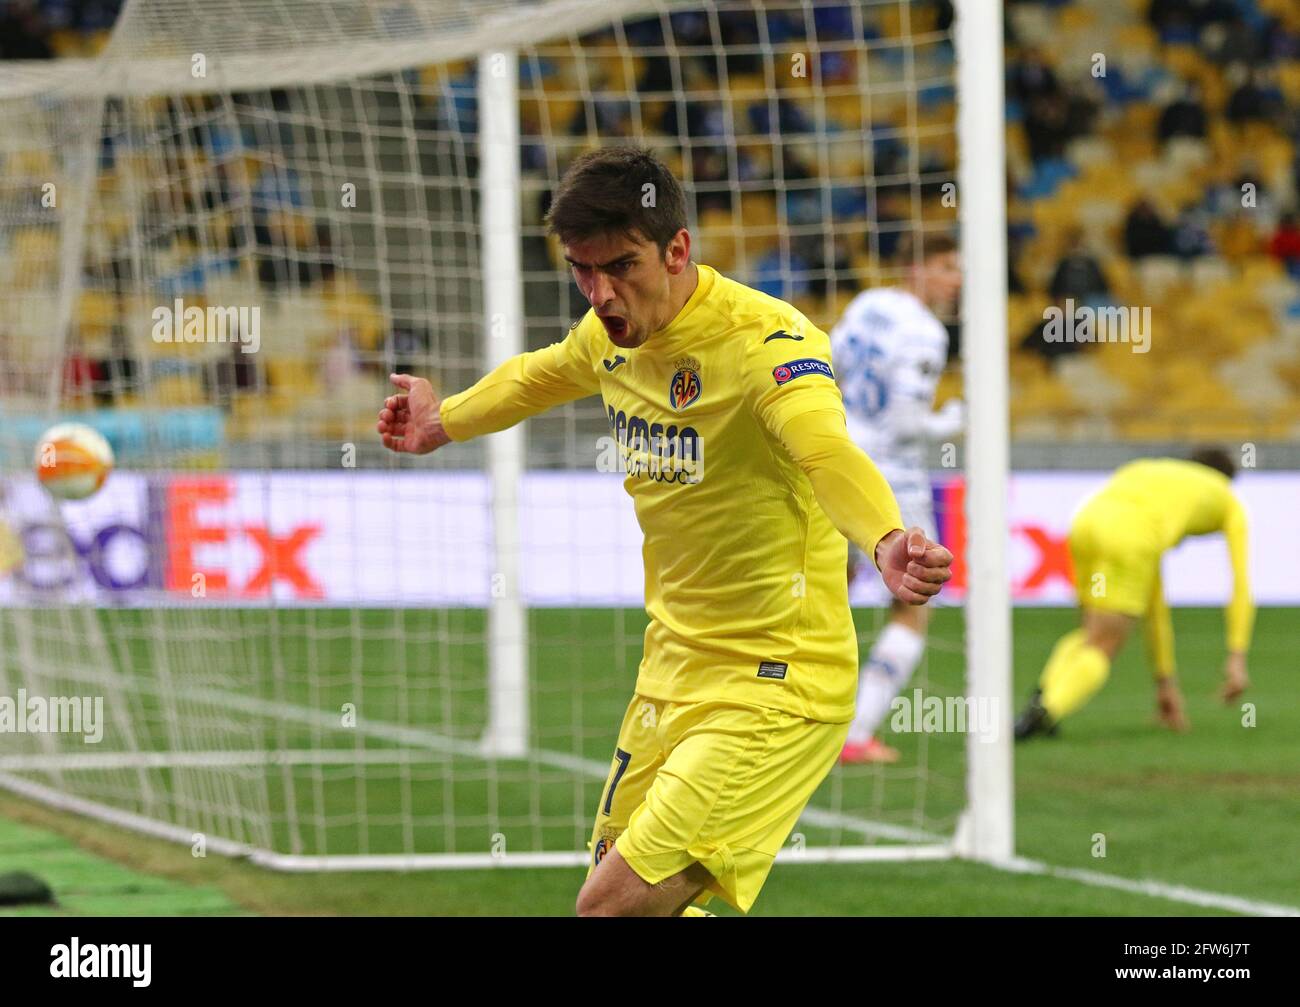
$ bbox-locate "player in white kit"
[830,234,963,763]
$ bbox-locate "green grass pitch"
[1,606,1295,916]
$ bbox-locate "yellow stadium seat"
[1114,23,1158,56]
[1058,6,1096,32]
[1239,255,1286,285]
[77,290,119,352]
[738,192,778,227]
[48,30,84,58]
[825,289,859,327]
[596,53,640,94]
[1161,45,1208,82]
[934,368,963,408]
[266,358,320,397]
[696,208,740,273]
[323,275,385,352]
[152,373,206,407]
[741,230,780,264]
[1277,63,1300,104]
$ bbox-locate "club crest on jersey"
[773,357,834,385]
[669,356,702,410]
[593,827,621,866]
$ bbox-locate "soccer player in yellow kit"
[1014,450,1252,740]
[377,147,953,916]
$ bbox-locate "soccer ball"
[34,423,115,501]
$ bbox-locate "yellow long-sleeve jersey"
[1080,458,1254,655]
[440,263,903,723]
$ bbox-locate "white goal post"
[953,0,1013,864]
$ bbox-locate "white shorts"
[893,486,937,540]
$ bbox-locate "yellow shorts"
[1069,507,1161,616]
[586,693,848,914]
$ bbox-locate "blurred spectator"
[205,339,260,407]
[94,333,138,407]
[1225,67,1283,127]
[717,9,762,75]
[1007,244,1026,296]
[0,2,53,59]
[1147,0,1195,35]
[1172,203,1215,259]
[1216,211,1263,262]
[691,147,732,214]
[1124,199,1175,258]
[1020,313,1084,363]
[1267,213,1300,276]
[1049,231,1110,304]
[61,352,98,399]
[1008,48,1061,106]
[389,322,432,376]
[748,97,813,138]
[1148,0,1238,39]
[1201,20,1261,66]
[800,234,855,299]
[1157,81,1207,143]
[1024,94,1071,161]
[1261,14,1300,63]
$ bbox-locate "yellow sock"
[1040,630,1110,722]
[1038,629,1084,699]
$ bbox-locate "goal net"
[0,0,1008,871]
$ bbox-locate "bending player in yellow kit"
[1015,449,1252,740]
[376,147,953,915]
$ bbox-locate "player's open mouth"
[598,314,628,339]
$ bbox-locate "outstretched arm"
[749,318,951,604]
[1221,494,1253,701]
[779,409,951,604]
[377,329,600,454]
[1145,572,1188,731]
[1145,571,1176,681]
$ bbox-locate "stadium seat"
[151,373,207,407]
[696,208,740,273]
[1133,256,1183,301]
[1054,354,1127,411]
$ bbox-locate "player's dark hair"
[1189,446,1237,480]
[896,231,958,264]
[545,146,688,255]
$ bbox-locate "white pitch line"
[0,748,442,772]
[1000,856,1300,918]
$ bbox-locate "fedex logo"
[15,476,322,598]
[935,478,1077,599]
[162,478,323,597]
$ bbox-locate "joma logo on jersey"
[773,357,834,385]
[669,356,702,410]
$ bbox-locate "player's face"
[915,251,962,315]
[563,230,686,349]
